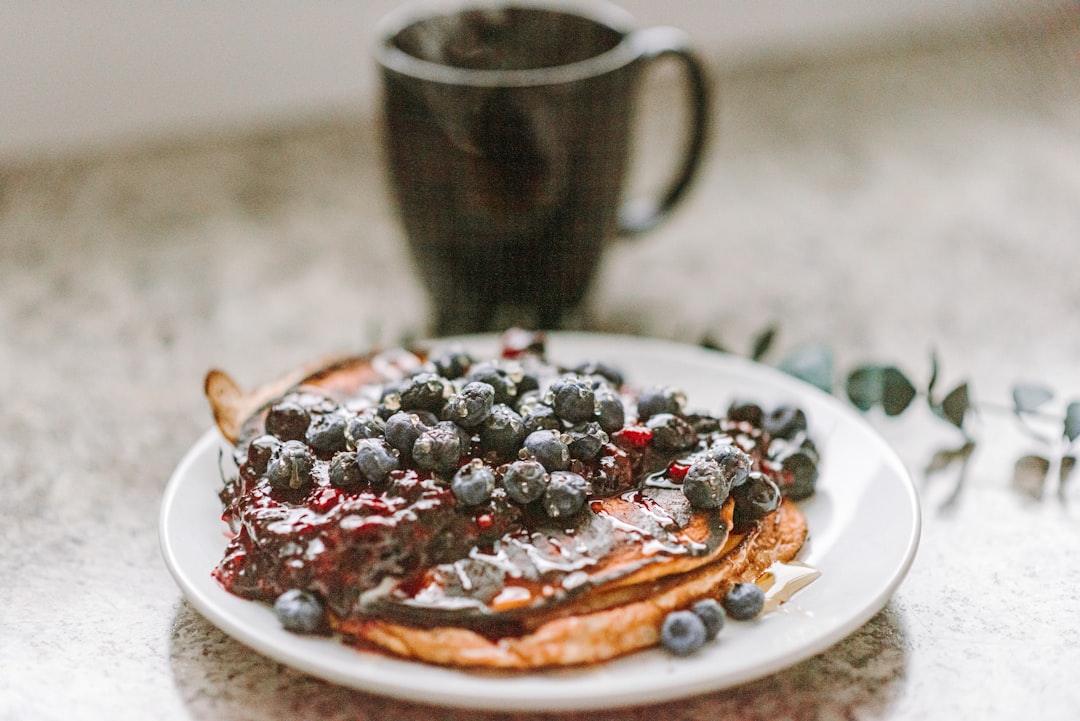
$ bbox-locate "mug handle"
[618,26,710,235]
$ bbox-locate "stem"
[977,399,1062,422]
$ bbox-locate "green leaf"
[778,344,834,394]
[700,334,726,353]
[750,326,778,362]
[1012,454,1050,500]
[1012,383,1054,414]
[1061,455,1076,487]
[846,365,916,416]
[846,365,884,411]
[1064,402,1080,442]
[880,367,917,416]
[940,382,970,429]
[925,439,976,474]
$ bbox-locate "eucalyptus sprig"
[704,326,1080,503]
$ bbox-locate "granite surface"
[3,13,1080,721]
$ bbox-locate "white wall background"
[1,0,1067,161]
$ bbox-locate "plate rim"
[159,332,921,711]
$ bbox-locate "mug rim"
[374,0,640,87]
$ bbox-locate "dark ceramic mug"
[375,1,709,334]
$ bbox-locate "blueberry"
[764,404,807,440]
[683,412,722,435]
[327,451,365,489]
[543,471,590,518]
[244,434,279,476]
[499,359,540,396]
[727,401,764,426]
[478,404,526,457]
[660,610,707,657]
[681,458,732,509]
[501,459,549,504]
[445,381,496,428]
[723,582,765,621]
[522,429,570,471]
[514,389,544,415]
[430,347,473,379]
[437,420,474,450]
[565,421,608,461]
[265,400,311,441]
[780,449,818,501]
[766,436,797,463]
[305,412,349,455]
[646,413,697,452]
[376,382,403,417]
[692,599,726,640]
[273,589,327,634]
[572,360,625,388]
[521,403,561,435]
[383,412,430,458]
[708,444,753,488]
[265,440,315,492]
[548,375,596,424]
[413,409,441,427]
[511,367,540,396]
[344,411,386,448]
[399,372,450,412]
[732,471,781,525]
[594,386,626,434]
[635,386,685,422]
[451,460,497,506]
[354,438,400,486]
[797,434,820,464]
[466,362,517,405]
[412,424,465,474]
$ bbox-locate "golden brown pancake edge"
[330,499,807,669]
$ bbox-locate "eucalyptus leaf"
[939,382,970,429]
[751,326,777,362]
[778,344,834,394]
[1061,455,1076,485]
[880,367,917,416]
[925,440,975,474]
[846,365,884,411]
[1012,454,1050,500]
[700,334,725,353]
[1064,401,1080,442]
[925,447,955,474]
[1012,383,1054,414]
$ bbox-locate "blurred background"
[2,0,1068,160]
[5,0,1079,382]
[4,0,1078,426]
[4,1,1077,383]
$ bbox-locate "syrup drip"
[643,470,682,490]
[756,561,821,614]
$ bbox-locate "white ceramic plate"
[159,332,920,712]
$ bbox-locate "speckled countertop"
[3,14,1080,721]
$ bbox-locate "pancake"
[332,499,805,668]
[205,331,816,668]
